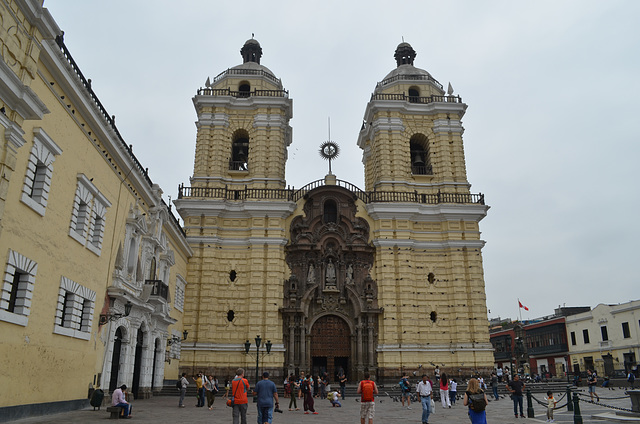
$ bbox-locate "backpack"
[469,392,486,412]
[399,378,409,391]
[176,379,182,389]
[361,380,375,402]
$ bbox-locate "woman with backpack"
[463,378,488,424]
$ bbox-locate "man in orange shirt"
[232,368,250,424]
[357,371,379,424]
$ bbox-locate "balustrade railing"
[197,88,289,98]
[371,93,463,104]
[178,183,485,205]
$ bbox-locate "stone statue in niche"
[345,263,354,285]
[307,263,315,285]
[324,258,338,290]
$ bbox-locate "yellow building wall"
[0,0,191,409]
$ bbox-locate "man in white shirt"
[416,374,432,424]
[111,384,132,418]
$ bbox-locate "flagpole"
[518,299,522,321]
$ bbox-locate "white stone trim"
[174,275,186,313]
[0,59,49,121]
[53,276,96,340]
[69,174,111,254]
[20,128,62,216]
[366,202,489,222]
[0,249,38,326]
[0,113,26,151]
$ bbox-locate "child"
[449,378,458,405]
[546,390,557,423]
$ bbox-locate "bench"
[106,406,123,419]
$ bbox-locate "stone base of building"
[0,398,88,423]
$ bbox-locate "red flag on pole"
[518,300,529,311]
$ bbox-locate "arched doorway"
[310,315,351,382]
[109,327,124,392]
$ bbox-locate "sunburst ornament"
[319,141,340,174]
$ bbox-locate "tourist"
[231,368,250,424]
[416,374,432,424]
[490,372,499,400]
[587,370,600,402]
[178,372,188,407]
[507,374,525,418]
[357,371,378,424]
[301,373,317,414]
[463,378,487,424]
[254,371,279,424]
[111,384,132,418]
[399,372,411,409]
[440,372,451,408]
[288,374,299,411]
[193,372,204,407]
[546,390,557,423]
[449,378,458,405]
[204,374,218,410]
[338,369,347,400]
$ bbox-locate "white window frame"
[53,276,96,340]
[174,275,186,312]
[21,128,62,216]
[69,174,111,255]
[0,250,38,326]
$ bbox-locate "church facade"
[175,39,493,383]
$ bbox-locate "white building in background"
[566,300,640,377]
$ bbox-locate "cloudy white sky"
[44,1,639,320]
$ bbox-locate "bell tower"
[357,42,469,197]
[175,40,296,380]
[191,38,292,191]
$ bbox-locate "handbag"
[430,398,435,413]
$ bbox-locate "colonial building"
[566,300,640,377]
[175,39,493,383]
[0,1,191,420]
[490,307,589,378]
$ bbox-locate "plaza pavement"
[7,388,637,424]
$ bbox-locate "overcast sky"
[44,1,639,321]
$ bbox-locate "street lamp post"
[244,335,273,402]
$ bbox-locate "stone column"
[368,316,374,368]
[289,317,295,370]
[300,317,306,371]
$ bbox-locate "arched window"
[238,82,250,98]
[408,87,420,103]
[410,134,432,175]
[323,200,337,223]
[230,130,249,171]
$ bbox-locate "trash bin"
[90,388,104,410]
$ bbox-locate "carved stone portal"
[282,186,381,381]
